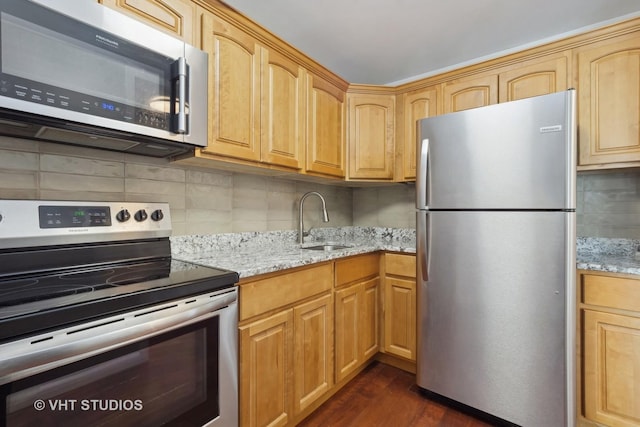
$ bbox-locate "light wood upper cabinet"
[498,53,570,102]
[402,85,440,180]
[306,74,346,178]
[261,49,306,169]
[575,32,640,167]
[201,13,261,162]
[199,12,304,170]
[346,93,395,180]
[98,0,196,43]
[443,73,498,113]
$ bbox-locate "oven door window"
[1,317,219,427]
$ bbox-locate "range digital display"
[39,206,112,228]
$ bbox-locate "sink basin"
[302,244,352,251]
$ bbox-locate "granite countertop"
[171,229,640,279]
[171,227,416,279]
[577,237,640,276]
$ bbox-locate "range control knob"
[150,209,164,221]
[116,209,131,222]
[134,209,148,222]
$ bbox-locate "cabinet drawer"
[582,273,640,312]
[239,263,333,320]
[385,253,416,278]
[335,253,379,287]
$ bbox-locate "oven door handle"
[0,289,237,386]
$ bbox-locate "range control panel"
[0,200,172,249]
[39,205,113,228]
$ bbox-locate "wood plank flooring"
[298,362,496,427]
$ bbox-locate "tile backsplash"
[0,137,352,235]
[353,172,640,239]
[577,172,640,238]
[1,136,640,238]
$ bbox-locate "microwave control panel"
[0,76,169,131]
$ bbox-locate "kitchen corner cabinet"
[98,0,197,43]
[401,85,440,180]
[575,32,640,167]
[238,263,333,427]
[579,271,640,427]
[382,253,416,361]
[443,73,498,113]
[334,254,380,382]
[346,93,395,180]
[306,74,346,178]
[200,13,304,170]
[497,52,570,102]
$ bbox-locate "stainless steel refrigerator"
[416,89,576,427]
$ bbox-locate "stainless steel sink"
[302,244,352,251]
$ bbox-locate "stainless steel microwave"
[0,0,207,157]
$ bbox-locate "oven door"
[0,0,207,145]
[0,289,237,427]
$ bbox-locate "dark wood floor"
[298,362,495,427]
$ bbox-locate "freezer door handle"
[416,138,429,209]
[417,212,430,281]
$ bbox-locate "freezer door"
[417,90,576,210]
[416,210,575,426]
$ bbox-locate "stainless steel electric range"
[0,200,238,427]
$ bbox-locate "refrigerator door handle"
[417,212,430,281]
[416,138,429,209]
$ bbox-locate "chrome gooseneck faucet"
[298,191,329,244]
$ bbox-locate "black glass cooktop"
[0,259,172,307]
[0,258,239,343]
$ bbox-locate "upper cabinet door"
[498,53,570,102]
[201,13,261,162]
[261,49,306,170]
[306,74,346,178]
[443,73,498,113]
[402,86,439,180]
[576,33,640,166]
[98,0,196,44]
[347,93,395,180]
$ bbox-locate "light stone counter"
[577,237,640,276]
[171,226,415,279]
[172,231,640,279]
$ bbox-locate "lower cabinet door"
[239,310,293,427]
[334,283,361,382]
[293,294,333,415]
[583,309,640,427]
[384,276,416,360]
[361,278,380,360]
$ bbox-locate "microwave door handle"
[171,57,189,134]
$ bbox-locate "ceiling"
[222,0,640,85]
